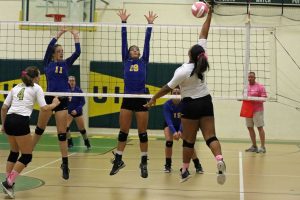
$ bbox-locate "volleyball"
[191,2,208,18]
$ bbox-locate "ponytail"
[189,46,210,80]
[21,66,40,87]
[190,54,209,80]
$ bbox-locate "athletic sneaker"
[61,163,70,180]
[217,160,226,185]
[257,147,266,153]
[164,165,172,173]
[140,163,148,178]
[110,160,125,175]
[245,145,258,152]
[84,139,91,149]
[1,180,14,199]
[67,138,74,148]
[180,168,192,183]
[195,163,204,174]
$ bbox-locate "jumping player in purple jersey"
[32,29,81,180]
[110,9,158,178]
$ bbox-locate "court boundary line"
[22,152,77,176]
[239,151,245,200]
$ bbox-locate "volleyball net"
[0,21,276,101]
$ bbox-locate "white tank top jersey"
[4,83,47,116]
[167,39,210,99]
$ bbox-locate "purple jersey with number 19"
[121,25,152,94]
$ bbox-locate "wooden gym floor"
[0,134,299,200]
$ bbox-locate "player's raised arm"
[118,9,131,61]
[199,3,212,39]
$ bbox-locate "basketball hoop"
[46,14,66,22]
[46,14,66,37]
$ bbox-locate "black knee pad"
[35,126,44,135]
[66,127,70,132]
[139,132,148,143]
[206,136,219,147]
[118,131,128,142]
[182,140,195,148]
[58,133,67,141]
[165,141,173,148]
[80,129,86,135]
[7,151,19,163]
[18,154,32,166]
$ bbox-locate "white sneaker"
[217,160,226,185]
[245,145,258,152]
[257,147,266,153]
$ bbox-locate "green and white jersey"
[4,83,46,116]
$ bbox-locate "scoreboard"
[214,0,300,6]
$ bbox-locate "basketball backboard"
[21,0,96,22]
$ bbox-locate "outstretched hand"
[70,29,79,36]
[56,29,67,39]
[207,3,213,14]
[144,11,158,24]
[70,29,80,41]
[117,9,131,22]
[143,98,156,108]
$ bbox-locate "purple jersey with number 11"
[44,38,81,92]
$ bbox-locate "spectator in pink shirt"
[245,72,267,153]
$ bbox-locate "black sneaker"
[110,160,125,175]
[84,139,91,149]
[67,138,74,148]
[180,168,192,183]
[1,180,14,199]
[164,165,172,173]
[61,163,70,180]
[140,163,148,178]
[195,163,204,174]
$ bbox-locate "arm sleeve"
[179,123,183,133]
[167,67,187,89]
[75,88,85,113]
[43,38,57,66]
[66,43,81,66]
[141,26,152,63]
[3,91,13,107]
[163,103,176,134]
[36,86,47,107]
[121,25,129,61]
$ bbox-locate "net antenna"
[243,0,251,98]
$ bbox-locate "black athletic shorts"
[4,113,30,136]
[181,94,214,119]
[45,96,69,112]
[121,98,148,112]
[69,111,83,118]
